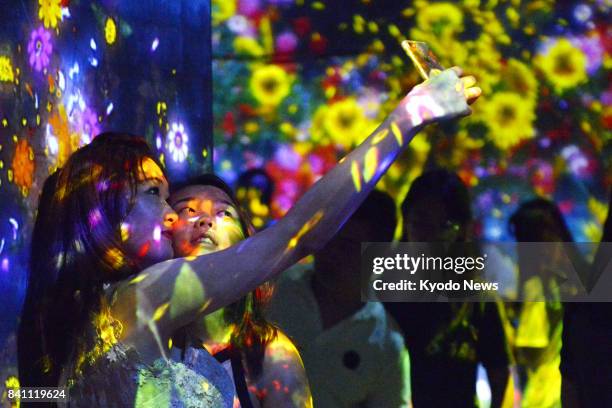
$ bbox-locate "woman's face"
[169,185,245,257]
[120,158,177,269]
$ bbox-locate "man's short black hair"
[401,169,472,224]
[351,189,397,242]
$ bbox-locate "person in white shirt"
[266,190,412,407]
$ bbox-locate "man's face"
[169,185,245,257]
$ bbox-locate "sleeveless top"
[214,347,256,408]
[61,342,236,407]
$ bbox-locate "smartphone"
[401,40,445,80]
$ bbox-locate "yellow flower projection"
[212,0,236,26]
[105,18,117,45]
[233,36,265,57]
[536,38,587,93]
[482,92,536,151]
[250,64,292,107]
[409,2,466,66]
[504,58,538,104]
[39,0,62,29]
[465,35,502,95]
[0,56,14,82]
[324,98,369,150]
[12,138,35,195]
[310,105,329,143]
[415,2,463,37]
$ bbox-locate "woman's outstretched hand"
[395,67,481,128]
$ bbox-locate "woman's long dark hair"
[509,198,575,243]
[18,133,161,388]
[172,174,277,378]
[509,198,589,297]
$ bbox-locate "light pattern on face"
[170,185,246,257]
[120,158,176,269]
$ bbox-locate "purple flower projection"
[27,26,53,72]
[75,107,101,144]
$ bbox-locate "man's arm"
[256,331,313,408]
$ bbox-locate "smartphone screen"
[401,40,445,80]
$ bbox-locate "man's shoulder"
[355,302,406,353]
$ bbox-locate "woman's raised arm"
[112,68,479,347]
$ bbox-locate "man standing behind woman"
[266,190,412,407]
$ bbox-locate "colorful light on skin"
[166,122,189,163]
[285,210,324,254]
[118,157,175,269]
[170,185,246,257]
[238,331,312,407]
[168,183,313,407]
[153,225,162,242]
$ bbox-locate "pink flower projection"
[28,26,53,72]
